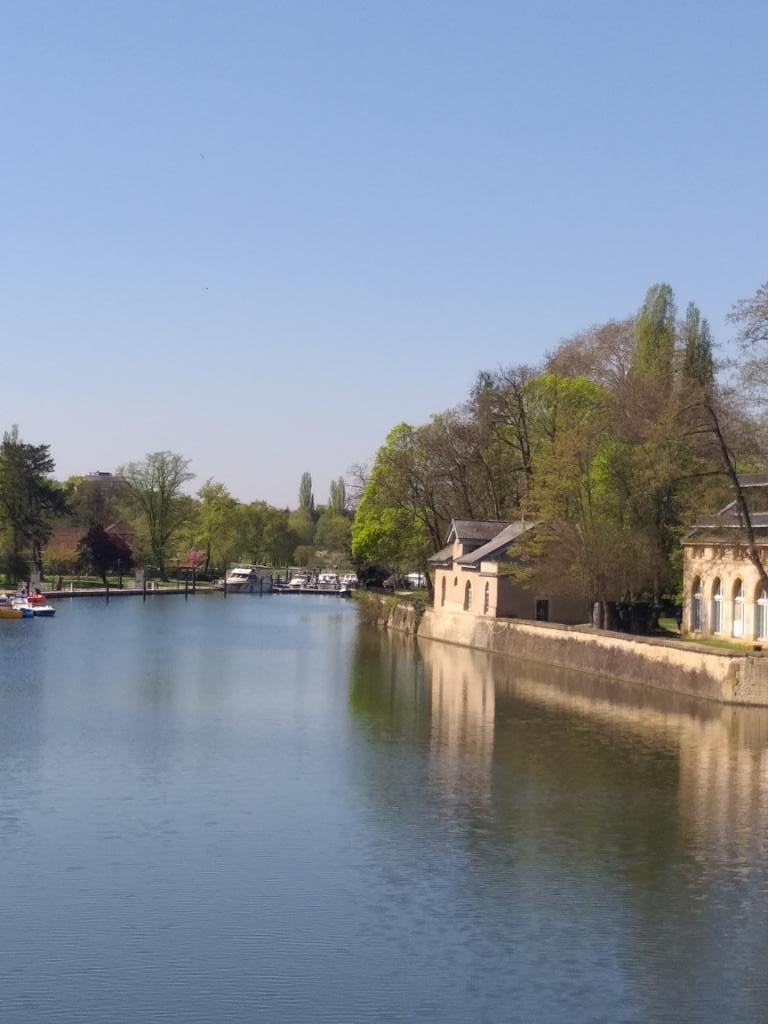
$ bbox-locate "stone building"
[682,475,768,642]
[427,518,585,624]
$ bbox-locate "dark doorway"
[535,599,550,622]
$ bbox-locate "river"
[1,595,767,1022]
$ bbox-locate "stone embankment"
[419,610,768,706]
[354,592,419,634]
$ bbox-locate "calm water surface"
[1,595,768,1023]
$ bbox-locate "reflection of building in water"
[420,637,768,856]
[420,638,495,809]
[503,658,768,858]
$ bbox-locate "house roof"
[685,510,768,542]
[446,519,514,544]
[427,543,454,567]
[456,521,536,567]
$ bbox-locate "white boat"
[341,573,358,588]
[287,574,310,589]
[224,566,273,593]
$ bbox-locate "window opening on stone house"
[464,580,472,611]
[732,579,744,638]
[757,587,768,641]
[711,578,723,634]
[691,577,702,632]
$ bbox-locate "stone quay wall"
[418,610,768,706]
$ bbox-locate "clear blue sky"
[2,1,766,507]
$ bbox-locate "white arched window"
[732,579,744,638]
[483,581,490,614]
[756,587,768,641]
[440,576,446,607]
[464,580,472,611]
[711,578,722,635]
[691,577,702,631]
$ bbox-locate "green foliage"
[298,472,315,515]
[196,479,238,571]
[352,424,434,571]
[329,476,347,514]
[314,510,351,554]
[681,302,714,388]
[117,451,194,578]
[0,425,68,573]
[633,282,676,383]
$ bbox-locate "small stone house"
[427,518,585,624]
[683,475,768,642]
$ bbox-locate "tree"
[196,479,237,572]
[729,279,768,400]
[519,375,654,615]
[298,472,315,516]
[77,525,134,586]
[0,426,68,576]
[314,510,351,558]
[117,452,194,579]
[632,282,677,386]
[676,306,768,588]
[329,477,347,514]
[351,424,437,580]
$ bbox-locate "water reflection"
[417,637,768,863]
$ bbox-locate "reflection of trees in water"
[348,628,427,744]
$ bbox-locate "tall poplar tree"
[680,302,714,387]
[298,472,314,516]
[633,283,677,386]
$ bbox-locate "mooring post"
[106,580,109,604]
[143,577,147,602]
[223,564,227,598]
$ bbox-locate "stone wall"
[418,610,768,706]
[356,593,418,634]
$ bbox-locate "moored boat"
[0,605,25,619]
[224,565,273,593]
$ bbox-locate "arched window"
[440,576,446,607]
[464,580,472,611]
[732,579,744,638]
[757,587,768,641]
[711,578,722,635]
[483,581,490,614]
[691,577,702,631]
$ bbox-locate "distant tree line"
[0,439,353,584]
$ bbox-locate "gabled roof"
[456,521,536,567]
[446,519,514,544]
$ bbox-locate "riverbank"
[419,610,768,706]
[356,592,768,706]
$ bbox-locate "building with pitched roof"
[428,518,586,624]
[683,475,768,642]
